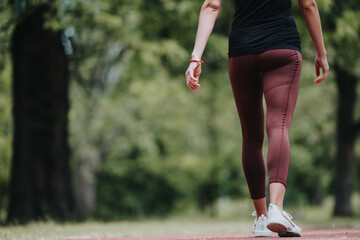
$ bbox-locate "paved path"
[65,229,360,240]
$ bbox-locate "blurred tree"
[64,0,137,216]
[7,1,74,222]
[0,3,13,223]
[321,0,360,216]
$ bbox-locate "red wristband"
[189,59,204,65]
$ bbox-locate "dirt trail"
[65,229,360,240]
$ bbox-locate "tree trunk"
[311,167,323,206]
[7,5,74,223]
[333,63,359,216]
[76,153,100,215]
[74,66,106,215]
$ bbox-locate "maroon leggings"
[228,49,302,199]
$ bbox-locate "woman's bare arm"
[299,0,329,84]
[185,0,222,92]
[191,0,222,60]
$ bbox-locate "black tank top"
[228,0,301,57]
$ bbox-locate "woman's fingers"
[314,68,326,84]
[314,76,324,84]
[188,79,200,90]
[186,77,199,91]
[314,58,329,84]
[190,72,200,86]
[185,68,201,91]
[187,72,199,86]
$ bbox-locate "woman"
[185,0,329,237]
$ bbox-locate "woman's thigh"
[259,49,302,130]
[228,55,264,140]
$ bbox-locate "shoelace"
[252,211,257,217]
[282,210,293,220]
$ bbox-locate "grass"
[1,196,360,240]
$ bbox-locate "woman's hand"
[314,55,329,84]
[185,62,201,91]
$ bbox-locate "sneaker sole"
[253,231,272,237]
[267,222,301,237]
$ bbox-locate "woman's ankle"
[252,197,268,218]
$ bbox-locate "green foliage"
[66,0,251,219]
[96,166,178,220]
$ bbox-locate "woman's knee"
[266,123,290,138]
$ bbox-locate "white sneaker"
[267,203,302,237]
[252,211,273,237]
